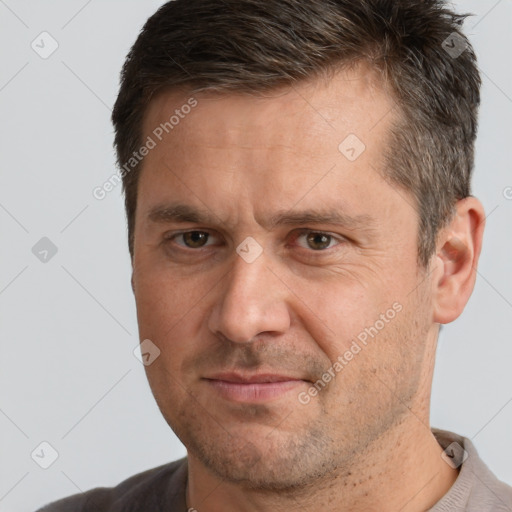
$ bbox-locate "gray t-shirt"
[36,429,512,511]
[429,429,512,511]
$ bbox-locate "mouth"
[202,373,309,403]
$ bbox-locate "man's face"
[132,65,438,488]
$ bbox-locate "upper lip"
[204,373,305,384]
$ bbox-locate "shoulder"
[35,457,188,512]
[431,429,512,511]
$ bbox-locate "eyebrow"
[147,202,375,232]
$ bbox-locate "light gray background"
[0,1,511,510]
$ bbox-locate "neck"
[186,419,459,512]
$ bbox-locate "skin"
[131,63,485,511]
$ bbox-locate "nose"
[207,247,291,343]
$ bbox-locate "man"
[37,0,512,510]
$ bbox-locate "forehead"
[141,63,394,158]
[137,64,403,230]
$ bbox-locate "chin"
[171,405,340,491]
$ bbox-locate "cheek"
[299,275,424,397]
[135,278,207,407]
[293,279,388,361]
[133,268,205,359]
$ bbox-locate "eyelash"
[164,229,345,253]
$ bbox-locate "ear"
[432,197,485,324]
[131,272,135,294]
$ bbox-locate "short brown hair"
[112,0,481,267]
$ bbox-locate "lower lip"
[205,379,304,403]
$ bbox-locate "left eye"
[294,231,342,251]
[173,231,214,249]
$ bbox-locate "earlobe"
[433,197,485,324]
